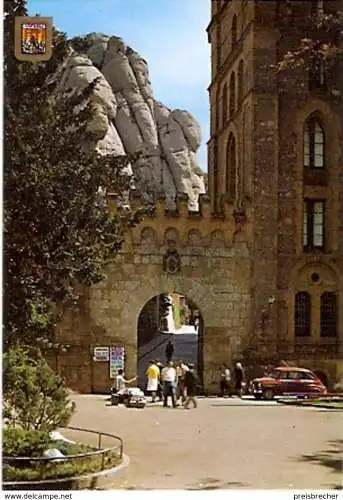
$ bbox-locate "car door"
[297,371,316,394]
[284,371,302,395]
[278,370,291,395]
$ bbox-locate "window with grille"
[294,291,311,337]
[304,118,325,169]
[303,200,325,250]
[320,292,337,337]
[226,133,237,198]
[229,72,236,117]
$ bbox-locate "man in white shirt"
[113,369,136,394]
[161,361,177,408]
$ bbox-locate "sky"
[27,0,211,172]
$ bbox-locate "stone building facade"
[207,0,343,385]
[53,196,252,393]
[52,0,342,392]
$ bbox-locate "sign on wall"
[93,347,109,361]
[109,346,125,379]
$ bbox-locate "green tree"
[4,0,148,347]
[3,346,75,431]
[276,1,342,73]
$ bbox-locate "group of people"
[146,358,198,409]
[219,362,245,397]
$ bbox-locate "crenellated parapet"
[109,192,252,249]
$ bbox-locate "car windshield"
[269,370,281,379]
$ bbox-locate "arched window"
[232,14,237,48]
[229,72,236,117]
[320,292,337,337]
[294,291,311,336]
[304,118,325,168]
[226,133,237,198]
[238,60,244,106]
[222,83,228,126]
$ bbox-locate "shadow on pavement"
[186,480,248,490]
[210,403,278,407]
[298,439,343,489]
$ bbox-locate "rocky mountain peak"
[55,32,206,210]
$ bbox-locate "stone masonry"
[207,0,343,385]
[53,195,252,394]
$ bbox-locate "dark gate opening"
[137,293,204,392]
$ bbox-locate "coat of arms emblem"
[163,240,181,274]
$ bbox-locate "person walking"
[161,361,177,408]
[184,363,198,409]
[146,360,160,403]
[165,340,174,362]
[234,362,244,397]
[219,364,231,397]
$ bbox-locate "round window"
[311,272,320,283]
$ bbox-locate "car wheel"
[263,388,274,400]
[254,394,263,400]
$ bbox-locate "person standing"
[165,340,174,362]
[156,361,163,401]
[219,364,231,397]
[161,361,177,408]
[234,362,244,397]
[146,360,160,403]
[176,360,189,405]
[184,363,198,409]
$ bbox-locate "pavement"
[66,394,343,490]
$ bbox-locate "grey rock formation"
[55,33,206,210]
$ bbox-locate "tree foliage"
[3,346,75,432]
[276,2,342,73]
[4,0,148,347]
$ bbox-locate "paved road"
[67,395,342,490]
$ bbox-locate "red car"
[250,366,327,400]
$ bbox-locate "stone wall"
[54,196,252,393]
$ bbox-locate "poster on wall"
[109,346,125,379]
[93,347,109,361]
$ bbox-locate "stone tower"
[207,0,343,380]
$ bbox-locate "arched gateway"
[53,196,252,394]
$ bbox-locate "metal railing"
[3,426,123,479]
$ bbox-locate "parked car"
[249,366,327,400]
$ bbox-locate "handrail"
[3,426,123,471]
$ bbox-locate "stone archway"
[54,212,252,394]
